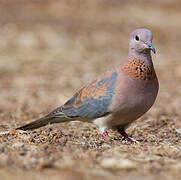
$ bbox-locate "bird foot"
[103,131,109,137]
[121,136,138,144]
[118,129,138,144]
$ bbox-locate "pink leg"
[118,128,134,143]
[103,131,109,137]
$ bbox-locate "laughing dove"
[16,28,159,142]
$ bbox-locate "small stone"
[12,142,24,148]
[101,143,111,148]
[175,128,181,134]
[101,158,137,170]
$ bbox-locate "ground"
[0,1,181,180]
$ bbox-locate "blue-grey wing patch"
[61,72,117,119]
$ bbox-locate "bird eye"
[135,35,139,41]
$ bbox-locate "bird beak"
[147,42,156,54]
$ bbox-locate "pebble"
[175,128,181,134]
[101,157,136,170]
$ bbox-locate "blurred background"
[0,0,181,180]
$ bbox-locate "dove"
[16,28,159,143]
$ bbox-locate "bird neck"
[128,50,153,66]
[122,51,156,81]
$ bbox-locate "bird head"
[129,28,156,54]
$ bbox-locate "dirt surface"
[0,1,181,180]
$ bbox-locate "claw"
[122,136,139,144]
[103,131,109,137]
[118,128,138,144]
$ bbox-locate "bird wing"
[16,71,118,131]
[52,71,118,119]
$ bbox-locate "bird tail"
[16,113,72,131]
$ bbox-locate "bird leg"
[103,131,109,137]
[118,128,135,143]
